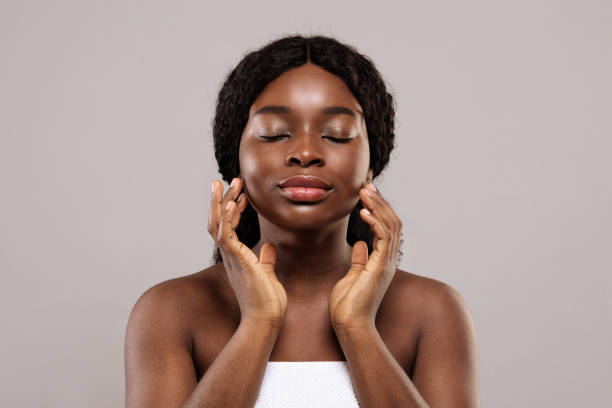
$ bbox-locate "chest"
[190,298,420,379]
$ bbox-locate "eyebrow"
[253,105,361,118]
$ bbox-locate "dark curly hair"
[212,34,400,264]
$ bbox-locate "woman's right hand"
[208,177,288,328]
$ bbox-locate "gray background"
[1,0,610,406]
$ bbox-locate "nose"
[285,133,325,167]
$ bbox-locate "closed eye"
[259,134,353,143]
[259,134,290,141]
[323,136,352,143]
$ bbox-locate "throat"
[275,262,350,303]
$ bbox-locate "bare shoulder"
[127,263,231,329]
[390,268,475,330]
[124,264,234,407]
[391,269,480,406]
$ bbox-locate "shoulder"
[124,266,230,406]
[390,268,475,331]
[126,264,231,339]
[391,269,479,405]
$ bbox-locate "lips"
[278,175,332,202]
[279,175,332,189]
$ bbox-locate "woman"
[125,35,479,407]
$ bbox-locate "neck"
[251,215,353,303]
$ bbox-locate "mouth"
[278,175,333,203]
[278,186,332,202]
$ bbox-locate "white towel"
[254,361,360,408]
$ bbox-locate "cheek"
[238,143,279,210]
[239,149,258,181]
[333,147,370,190]
[238,146,262,197]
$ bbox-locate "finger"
[259,242,277,267]
[221,178,244,233]
[231,192,248,230]
[359,188,385,254]
[222,177,243,209]
[367,184,403,248]
[207,180,223,239]
[217,199,240,253]
[259,242,278,277]
[359,207,392,270]
[360,185,397,231]
[344,241,368,279]
[351,240,368,267]
[359,185,402,258]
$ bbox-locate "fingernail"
[225,201,232,210]
[367,182,377,192]
[230,178,238,188]
[362,208,372,216]
[211,181,216,193]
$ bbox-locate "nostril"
[286,148,325,166]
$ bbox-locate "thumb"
[350,241,368,269]
[259,242,277,268]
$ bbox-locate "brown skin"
[125,63,480,407]
[238,62,370,302]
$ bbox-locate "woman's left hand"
[329,182,402,332]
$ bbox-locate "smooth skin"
[125,63,479,407]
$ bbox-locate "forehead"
[248,63,363,119]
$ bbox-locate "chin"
[257,202,355,230]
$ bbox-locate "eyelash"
[259,134,352,144]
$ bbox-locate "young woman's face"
[239,62,371,229]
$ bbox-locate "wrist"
[332,319,377,337]
[240,315,285,333]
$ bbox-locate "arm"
[335,323,429,408]
[411,282,480,407]
[124,282,282,408]
[125,177,289,407]
[334,282,479,408]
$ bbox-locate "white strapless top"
[254,361,360,407]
